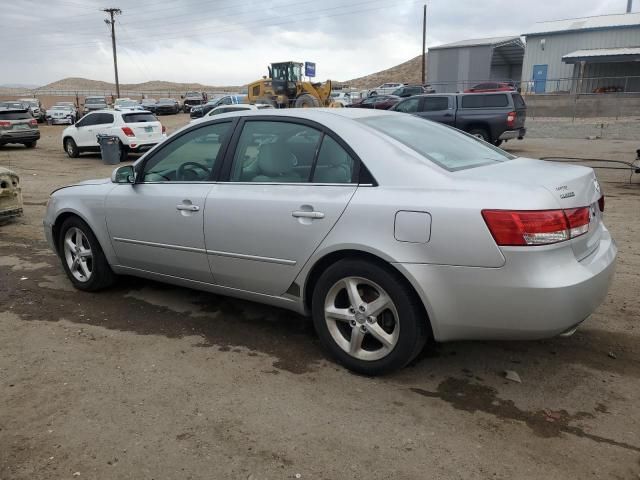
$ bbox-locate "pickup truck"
[182,91,208,113]
[390,91,526,146]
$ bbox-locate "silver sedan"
[43,109,617,375]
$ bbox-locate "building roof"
[526,12,640,36]
[429,36,523,50]
[562,47,640,63]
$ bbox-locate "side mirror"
[111,165,135,184]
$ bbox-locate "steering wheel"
[176,161,210,181]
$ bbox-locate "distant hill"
[340,55,425,90]
[37,77,239,93]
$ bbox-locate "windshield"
[20,99,38,106]
[85,98,105,104]
[359,114,514,171]
[52,106,71,110]
[158,98,174,104]
[119,101,138,107]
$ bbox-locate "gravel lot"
[1,115,639,480]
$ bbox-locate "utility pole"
[103,8,122,98]
[627,0,633,13]
[421,3,427,85]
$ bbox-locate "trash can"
[96,134,121,165]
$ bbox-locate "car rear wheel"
[64,138,79,158]
[24,141,37,148]
[493,139,503,147]
[312,259,428,375]
[58,216,115,291]
[469,128,490,142]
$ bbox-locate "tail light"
[482,207,591,246]
[506,111,516,128]
[29,119,38,127]
[121,126,135,137]
[0,121,10,127]
[598,195,605,212]
[161,124,166,134]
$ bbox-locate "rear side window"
[461,94,509,108]
[95,113,114,124]
[312,136,354,184]
[512,93,526,109]
[123,113,157,123]
[422,97,449,111]
[0,111,31,120]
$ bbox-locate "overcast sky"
[0,0,634,86]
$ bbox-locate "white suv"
[62,110,166,161]
[367,83,405,97]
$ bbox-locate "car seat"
[312,140,352,183]
[252,143,301,182]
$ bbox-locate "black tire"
[64,137,79,158]
[294,94,321,108]
[493,139,503,147]
[24,141,37,148]
[119,143,129,162]
[312,259,429,376]
[468,128,491,142]
[57,216,116,291]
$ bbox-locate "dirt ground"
[1,115,639,480]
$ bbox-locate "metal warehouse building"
[426,36,525,93]
[522,12,640,93]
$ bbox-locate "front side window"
[141,122,232,182]
[394,97,420,113]
[229,121,321,183]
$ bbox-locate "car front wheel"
[58,216,115,291]
[312,259,428,375]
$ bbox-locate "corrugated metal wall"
[522,26,640,91]
[427,45,493,92]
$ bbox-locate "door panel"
[105,184,214,282]
[204,184,356,295]
[533,64,548,94]
[416,96,455,125]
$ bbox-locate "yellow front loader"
[246,61,339,108]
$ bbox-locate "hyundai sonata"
[43,109,617,375]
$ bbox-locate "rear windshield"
[122,113,157,123]
[0,111,31,120]
[359,114,513,171]
[461,94,509,108]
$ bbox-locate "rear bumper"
[499,128,526,140]
[0,130,40,144]
[395,229,617,342]
[128,142,158,153]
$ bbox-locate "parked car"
[54,102,80,120]
[155,98,180,115]
[18,98,45,122]
[140,98,158,113]
[44,108,615,375]
[191,103,273,122]
[182,91,208,113]
[348,95,400,110]
[114,99,143,112]
[0,101,28,110]
[83,96,108,115]
[464,82,516,93]
[0,166,23,222]
[0,107,40,148]
[190,95,245,118]
[61,110,166,161]
[367,83,405,96]
[330,91,352,106]
[46,105,77,125]
[391,91,527,146]
[391,85,429,98]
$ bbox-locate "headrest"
[257,143,295,176]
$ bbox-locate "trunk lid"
[121,112,163,142]
[461,157,603,260]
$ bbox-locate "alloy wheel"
[324,276,400,361]
[63,227,93,282]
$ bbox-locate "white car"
[330,91,352,106]
[46,105,76,125]
[114,99,144,112]
[368,83,406,97]
[190,103,273,123]
[62,110,166,161]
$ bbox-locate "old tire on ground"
[64,138,79,158]
[469,128,490,143]
[24,141,37,148]
[57,216,116,291]
[294,94,321,108]
[312,259,428,376]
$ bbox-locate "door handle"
[292,210,324,219]
[176,204,200,212]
